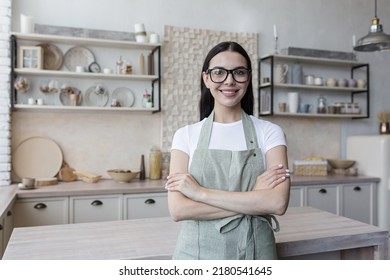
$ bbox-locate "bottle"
[140,154,146,180]
[138,53,145,75]
[116,56,123,74]
[149,147,161,180]
[317,95,327,114]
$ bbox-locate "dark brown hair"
[199,41,254,120]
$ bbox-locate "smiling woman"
[166,41,290,260]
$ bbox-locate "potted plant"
[143,90,152,108]
[377,111,390,134]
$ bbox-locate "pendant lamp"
[354,0,390,52]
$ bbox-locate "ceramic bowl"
[327,159,356,169]
[107,169,140,183]
[22,177,35,189]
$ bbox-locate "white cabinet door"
[70,195,122,223]
[0,215,4,258]
[289,187,305,207]
[124,193,169,219]
[306,185,339,215]
[3,206,14,251]
[13,197,69,227]
[341,183,377,225]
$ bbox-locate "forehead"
[209,51,247,68]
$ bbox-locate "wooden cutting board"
[36,177,58,186]
[12,136,63,179]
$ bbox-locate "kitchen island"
[3,207,388,260]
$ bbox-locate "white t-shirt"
[171,115,286,168]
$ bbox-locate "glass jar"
[317,95,327,114]
[149,147,162,180]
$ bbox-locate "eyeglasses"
[205,67,251,83]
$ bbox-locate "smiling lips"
[220,89,239,96]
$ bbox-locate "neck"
[213,106,242,123]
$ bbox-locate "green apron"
[173,110,279,260]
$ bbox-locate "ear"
[202,71,210,88]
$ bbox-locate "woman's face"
[203,51,250,109]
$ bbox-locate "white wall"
[9,0,390,179]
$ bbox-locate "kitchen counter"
[3,207,388,260]
[0,175,380,219]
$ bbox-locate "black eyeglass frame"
[204,67,252,83]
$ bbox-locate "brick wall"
[0,0,11,186]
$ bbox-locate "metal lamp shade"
[354,18,390,52]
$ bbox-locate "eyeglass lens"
[208,68,250,83]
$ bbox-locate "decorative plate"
[84,86,109,107]
[36,43,63,70]
[63,46,95,72]
[111,87,135,107]
[12,136,63,179]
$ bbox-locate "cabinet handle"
[91,200,103,206]
[7,210,12,216]
[318,188,327,194]
[353,186,362,191]
[144,199,156,205]
[34,203,47,209]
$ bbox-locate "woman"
[165,41,290,260]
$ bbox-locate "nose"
[224,72,236,84]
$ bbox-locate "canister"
[149,147,161,180]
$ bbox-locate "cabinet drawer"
[124,193,169,219]
[342,183,376,224]
[306,185,339,214]
[70,195,122,223]
[13,197,69,227]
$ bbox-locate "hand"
[165,173,204,201]
[253,164,290,191]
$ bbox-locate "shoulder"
[171,119,205,153]
[174,119,205,139]
[249,115,283,133]
[249,115,286,149]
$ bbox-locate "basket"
[293,160,328,176]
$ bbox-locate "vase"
[379,122,390,134]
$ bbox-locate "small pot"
[22,177,35,189]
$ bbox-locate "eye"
[212,68,226,76]
[233,69,248,76]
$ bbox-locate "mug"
[299,103,311,113]
[314,76,323,86]
[304,74,315,85]
[338,78,348,87]
[348,79,357,88]
[75,66,85,73]
[279,102,287,112]
[274,64,288,84]
[326,78,337,87]
[357,79,366,88]
[288,92,299,113]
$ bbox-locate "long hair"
[199,41,254,120]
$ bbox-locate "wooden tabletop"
[3,207,388,260]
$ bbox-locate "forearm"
[196,179,290,216]
[168,191,237,221]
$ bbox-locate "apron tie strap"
[215,214,280,259]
